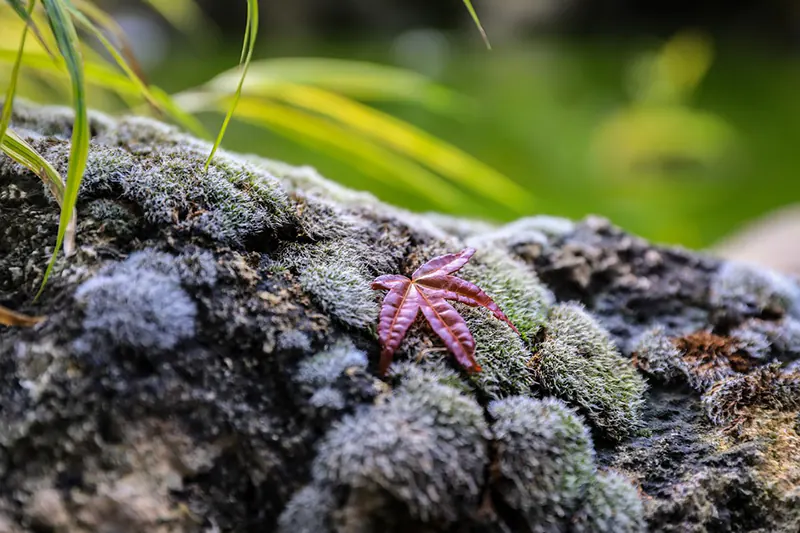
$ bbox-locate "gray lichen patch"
[531,303,647,441]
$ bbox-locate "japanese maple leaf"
[372,248,519,375]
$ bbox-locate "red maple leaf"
[371,248,519,375]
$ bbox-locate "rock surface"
[1,104,799,533]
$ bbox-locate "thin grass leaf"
[462,0,491,49]
[38,0,89,297]
[141,0,216,37]
[0,304,44,326]
[70,0,148,83]
[180,92,476,210]
[204,57,468,115]
[65,4,161,110]
[0,0,34,146]
[3,0,56,57]
[0,128,77,255]
[204,0,257,170]
[271,83,532,211]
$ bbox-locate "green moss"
[462,306,535,399]
[702,364,800,425]
[531,303,647,441]
[489,396,596,530]
[460,248,552,345]
[313,368,489,524]
[10,104,295,246]
[572,471,646,533]
[293,242,379,329]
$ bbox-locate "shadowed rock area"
[1,104,799,533]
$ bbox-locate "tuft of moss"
[277,484,335,533]
[702,364,800,426]
[572,471,646,533]
[631,326,684,383]
[312,368,489,524]
[293,242,380,329]
[462,306,536,399]
[710,262,800,318]
[296,340,368,388]
[459,248,552,345]
[488,396,596,530]
[117,248,219,289]
[73,259,197,354]
[531,303,647,441]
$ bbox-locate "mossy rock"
[1,103,799,532]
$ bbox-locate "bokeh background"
[5,0,800,262]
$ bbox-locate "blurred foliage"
[1,0,799,257]
[0,0,509,300]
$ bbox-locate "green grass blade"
[141,0,216,37]
[182,93,476,210]
[4,0,57,57]
[203,57,469,115]
[39,0,89,297]
[0,128,77,255]
[0,0,35,146]
[268,83,531,211]
[65,4,160,109]
[203,0,257,170]
[70,0,148,84]
[462,0,491,49]
[1,128,65,200]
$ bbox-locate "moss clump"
[291,242,380,329]
[702,364,800,425]
[631,326,684,382]
[731,318,800,361]
[10,105,295,246]
[118,248,219,289]
[73,257,197,354]
[488,396,596,530]
[462,306,536,399]
[296,340,369,410]
[277,484,335,533]
[460,249,552,344]
[634,327,764,391]
[531,303,647,441]
[572,472,646,533]
[312,368,489,524]
[710,262,800,318]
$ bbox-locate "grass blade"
[0,130,79,256]
[0,304,44,326]
[269,84,531,211]
[70,0,148,84]
[0,0,34,146]
[65,4,160,109]
[182,92,476,210]
[204,57,469,115]
[141,0,216,37]
[3,0,57,57]
[39,0,89,297]
[0,129,77,255]
[462,0,491,49]
[204,0,257,170]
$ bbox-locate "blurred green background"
[6,0,800,250]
